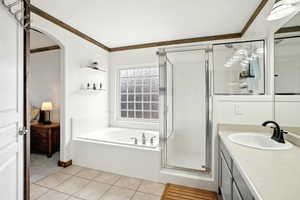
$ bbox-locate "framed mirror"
[274,12,300,135]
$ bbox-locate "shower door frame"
[158,45,213,173]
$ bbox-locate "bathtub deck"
[161,183,217,200]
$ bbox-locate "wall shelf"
[79,88,106,95]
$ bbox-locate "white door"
[0,5,24,200]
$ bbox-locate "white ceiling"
[30,30,57,49]
[283,13,300,27]
[32,0,262,48]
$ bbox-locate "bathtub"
[76,127,159,149]
[72,126,215,191]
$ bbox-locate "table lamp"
[40,101,53,124]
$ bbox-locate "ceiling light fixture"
[267,0,299,21]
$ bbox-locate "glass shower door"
[159,48,209,172]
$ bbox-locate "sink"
[228,132,293,150]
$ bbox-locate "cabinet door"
[220,153,232,200]
[233,163,253,200]
[233,182,243,200]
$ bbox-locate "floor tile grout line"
[94,184,114,200]
[32,165,165,199]
[70,179,113,200]
[51,176,92,196]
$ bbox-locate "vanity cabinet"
[219,140,255,200]
[220,153,232,200]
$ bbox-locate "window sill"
[111,119,159,131]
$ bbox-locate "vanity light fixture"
[224,63,231,68]
[241,59,250,65]
[255,47,264,54]
[237,49,248,56]
[267,0,299,21]
[251,53,258,59]
[232,55,241,61]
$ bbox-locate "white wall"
[30,50,61,122]
[31,13,110,162]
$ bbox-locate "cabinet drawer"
[31,129,48,137]
[220,153,232,200]
[220,140,232,170]
[233,182,243,200]
[233,163,253,200]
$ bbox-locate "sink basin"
[228,132,293,150]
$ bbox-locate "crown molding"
[30,45,60,53]
[30,0,268,52]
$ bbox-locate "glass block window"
[119,67,159,120]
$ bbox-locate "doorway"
[28,29,63,184]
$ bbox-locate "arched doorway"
[28,27,66,183]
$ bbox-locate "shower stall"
[158,45,212,173]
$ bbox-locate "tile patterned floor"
[31,165,165,200]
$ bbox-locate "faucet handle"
[281,130,288,134]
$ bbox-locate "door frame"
[158,45,213,174]
[23,1,31,200]
[23,4,68,199]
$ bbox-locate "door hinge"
[18,127,28,136]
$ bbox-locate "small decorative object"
[93,83,97,90]
[87,83,90,90]
[40,101,53,124]
[99,82,102,89]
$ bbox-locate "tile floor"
[31,165,165,200]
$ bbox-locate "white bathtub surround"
[76,127,159,149]
[72,137,215,191]
[31,165,164,200]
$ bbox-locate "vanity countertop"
[218,124,300,200]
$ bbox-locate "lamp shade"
[41,102,53,111]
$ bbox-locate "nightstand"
[30,122,60,157]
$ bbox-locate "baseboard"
[58,160,72,168]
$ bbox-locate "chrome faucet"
[142,133,146,145]
[262,120,288,143]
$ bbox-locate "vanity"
[218,124,300,200]
[217,7,300,200]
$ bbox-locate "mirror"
[274,12,300,135]
[213,40,265,95]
